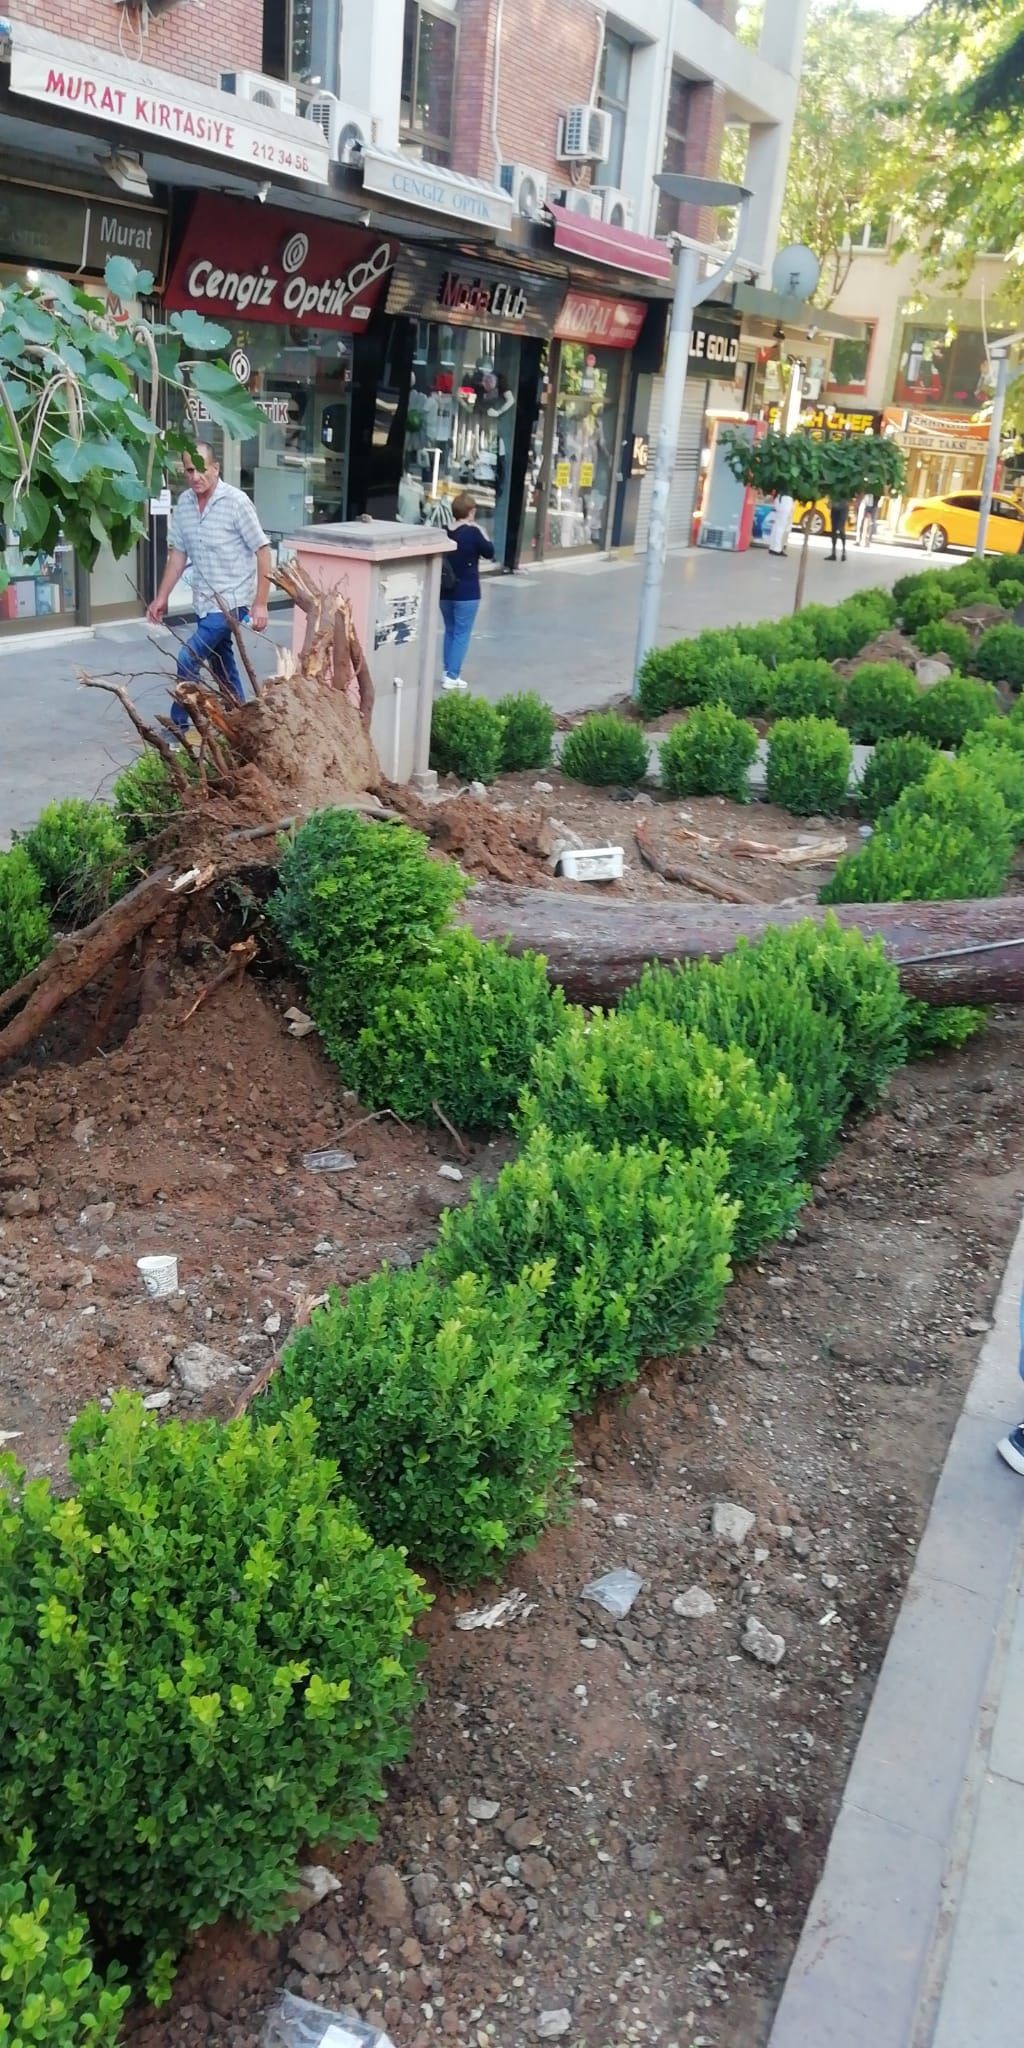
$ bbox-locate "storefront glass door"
[543,343,623,555]
[400,324,521,561]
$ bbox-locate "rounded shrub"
[0,1398,427,1996]
[905,1000,988,1059]
[734,617,816,667]
[347,927,565,1130]
[429,692,504,782]
[518,1005,807,1258]
[959,738,1024,839]
[560,710,649,786]
[111,752,182,845]
[0,1833,129,2047]
[842,662,921,743]
[0,845,50,993]
[495,691,555,772]
[822,756,1013,904]
[705,650,774,716]
[858,734,940,821]
[750,916,908,1115]
[269,808,464,1044]
[658,702,758,801]
[636,630,744,715]
[936,561,993,604]
[19,798,129,927]
[914,673,1000,749]
[430,1128,736,1404]
[767,657,842,721]
[995,579,1024,616]
[899,576,958,636]
[262,1264,573,1585]
[799,597,889,663]
[986,555,1024,589]
[974,623,1024,690]
[915,619,972,669]
[765,715,853,816]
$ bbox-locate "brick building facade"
[11,0,262,90]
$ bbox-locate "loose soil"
[0,800,1019,2048]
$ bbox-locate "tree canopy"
[723,428,906,506]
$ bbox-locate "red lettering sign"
[554,290,646,349]
[165,194,395,332]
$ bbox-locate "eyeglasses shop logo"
[183,234,392,321]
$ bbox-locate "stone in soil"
[362,1863,413,1933]
[174,1342,243,1394]
[673,1586,717,1619]
[742,1616,787,1667]
[712,1501,756,1545]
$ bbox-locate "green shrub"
[636,644,687,716]
[893,568,941,610]
[111,751,182,845]
[959,738,1024,837]
[899,576,957,635]
[430,1129,736,1402]
[767,657,842,721]
[495,691,555,772]
[0,846,50,993]
[765,715,852,816]
[0,1400,426,1997]
[749,916,908,1115]
[936,561,992,603]
[262,1266,572,1585]
[519,1006,806,1259]
[659,703,758,801]
[705,651,774,716]
[430,693,504,783]
[19,799,129,927]
[915,620,972,669]
[905,1000,989,1058]
[623,946,848,1172]
[847,586,898,624]
[858,735,939,820]
[842,662,921,743]
[974,623,1024,690]
[269,809,464,1043]
[560,711,649,786]
[346,928,565,1130]
[734,618,816,666]
[822,757,1013,904]
[0,1833,129,2048]
[986,555,1024,588]
[799,598,888,662]
[635,630,743,715]
[995,579,1024,615]
[914,673,1000,749]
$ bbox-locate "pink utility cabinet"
[284,520,455,788]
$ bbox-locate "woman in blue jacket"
[440,492,495,692]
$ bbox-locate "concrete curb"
[765,1204,1024,2048]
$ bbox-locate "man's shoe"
[442,675,460,692]
[997,1422,1024,1473]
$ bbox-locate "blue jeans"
[170,608,249,730]
[440,597,480,681]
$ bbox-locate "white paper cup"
[137,1254,179,1299]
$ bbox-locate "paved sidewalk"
[767,1204,1024,2048]
[0,535,935,843]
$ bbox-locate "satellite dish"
[772,244,822,301]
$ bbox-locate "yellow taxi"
[900,490,1024,555]
[795,498,832,534]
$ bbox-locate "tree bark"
[459,888,1024,1008]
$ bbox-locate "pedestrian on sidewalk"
[828,495,851,562]
[440,491,495,693]
[996,1285,1024,1472]
[146,445,271,735]
[856,492,879,548]
[768,491,795,558]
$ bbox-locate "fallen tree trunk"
[460,889,1024,1008]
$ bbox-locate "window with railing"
[401,1,457,164]
[597,29,632,188]
[655,70,691,236]
[263,0,341,96]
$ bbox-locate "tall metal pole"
[976,349,1010,559]
[632,241,700,691]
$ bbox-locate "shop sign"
[0,181,167,277]
[554,290,646,350]
[165,195,395,332]
[884,407,992,454]
[9,24,330,185]
[386,246,564,339]
[767,404,880,436]
[360,146,513,234]
[631,434,649,476]
[689,308,741,373]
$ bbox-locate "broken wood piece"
[634,824,768,905]
[231,1291,327,1418]
[172,936,259,1028]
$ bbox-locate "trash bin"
[283,520,455,789]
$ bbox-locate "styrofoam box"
[557,845,624,882]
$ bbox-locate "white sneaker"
[454,676,469,693]
[442,675,460,692]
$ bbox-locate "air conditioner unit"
[499,162,549,221]
[596,186,635,231]
[221,71,297,117]
[552,184,603,220]
[305,93,371,165]
[699,524,739,551]
[557,102,613,163]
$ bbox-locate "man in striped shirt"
[147,445,271,734]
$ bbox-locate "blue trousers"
[170,609,248,731]
[440,597,480,681]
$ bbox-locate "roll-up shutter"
[635,376,709,552]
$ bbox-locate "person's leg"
[171,612,246,729]
[449,599,480,681]
[828,514,838,560]
[203,612,247,704]
[840,516,847,561]
[440,598,456,681]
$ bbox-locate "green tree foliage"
[724,429,905,509]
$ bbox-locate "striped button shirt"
[168,480,269,616]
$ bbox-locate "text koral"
[436,272,528,321]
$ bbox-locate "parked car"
[900,490,1024,555]
[751,497,830,542]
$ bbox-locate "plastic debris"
[455,1589,535,1631]
[302,1150,357,1174]
[263,1992,395,2048]
[581,1568,643,1619]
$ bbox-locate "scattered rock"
[629,1843,657,1873]
[712,1502,756,1546]
[263,1312,282,1336]
[363,1862,413,1933]
[504,1816,542,1852]
[742,1616,787,1667]
[174,1342,242,1394]
[79,1201,116,1228]
[410,1871,440,1907]
[438,1163,464,1183]
[468,1797,501,1821]
[142,1389,173,1410]
[532,780,554,793]
[536,2010,572,2039]
[746,1343,778,1369]
[0,1162,39,1191]
[915,656,952,689]
[673,1587,717,1620]
[468,780,489,799]
[519,1852,555,1890]
[283,1006,316,1039]
[2,1189,39,1219]
[292,1864,342,1913]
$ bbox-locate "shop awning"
[360,146,514,236]
[732,284,867,342]
[547,202,673,286]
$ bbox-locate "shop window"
[655,70,691,237]
[401,1,457,165]
[827,327,874,396]
[262,0,341,95]
[399,326,520,562]
[543,343,623,555]
[894,323,1010,410]
[845,216,891,252]
[597,29,632,189]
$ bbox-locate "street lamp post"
[632,172,751,695]
[976,329,1024,559]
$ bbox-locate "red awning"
[547,202,674,286]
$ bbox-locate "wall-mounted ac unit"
[595,186,635,231]
[499,162,549,221]
[221,71,298,117]
[699,524,739,551]
[305,93,371,164]
[557,102,613,163]
[551,184,603,220]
